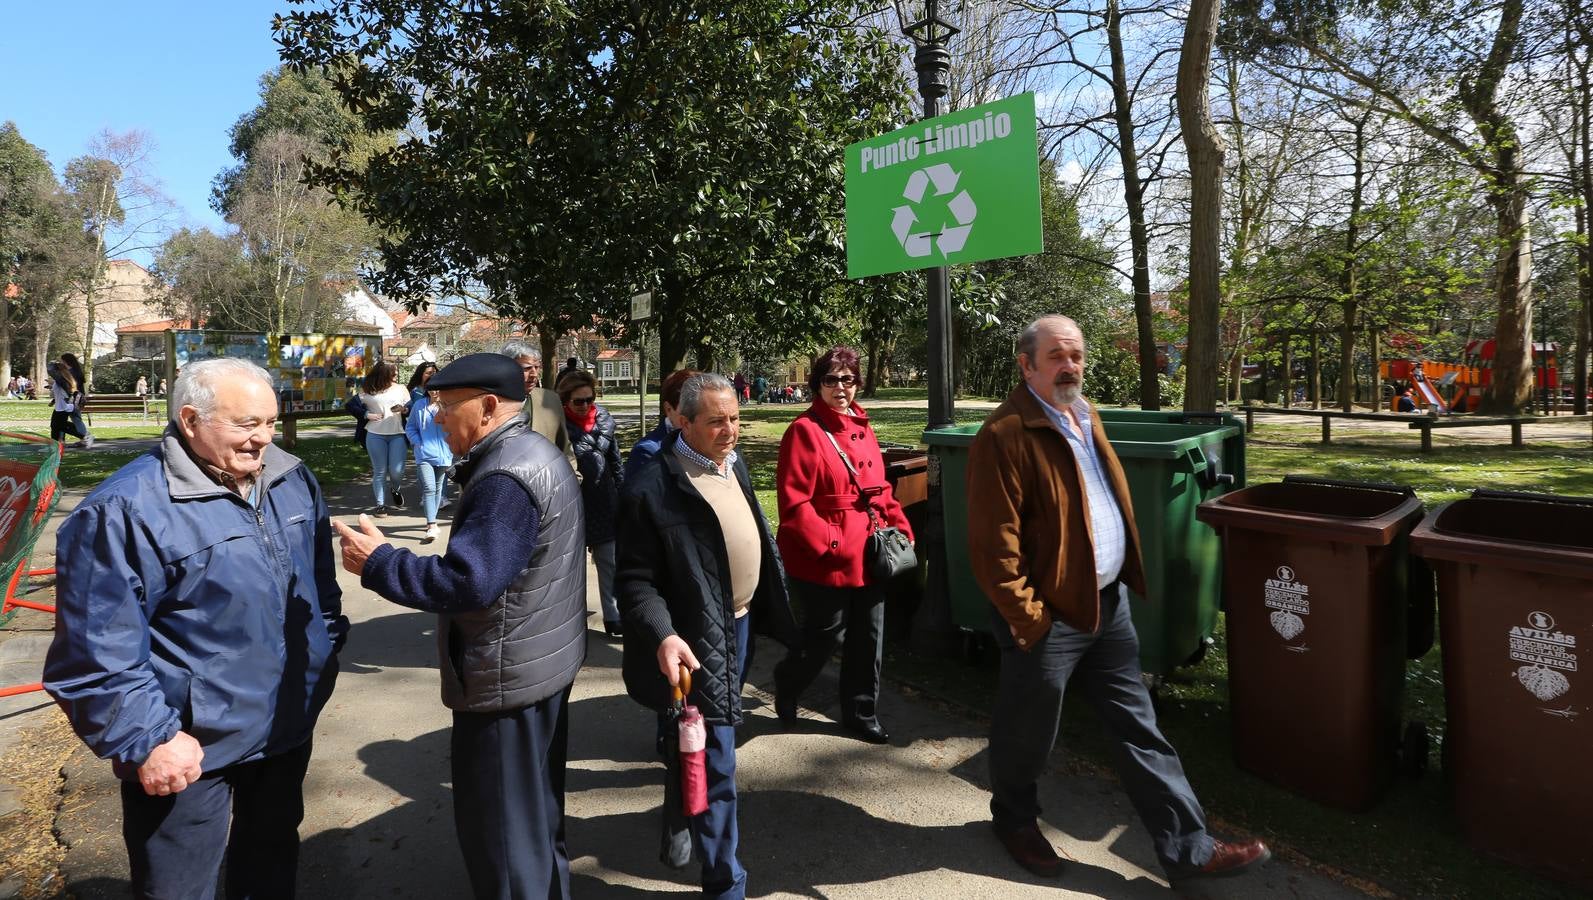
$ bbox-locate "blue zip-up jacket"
[406,389,453,467]
[44,428,348,778]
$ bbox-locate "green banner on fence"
[845,92,1043,279]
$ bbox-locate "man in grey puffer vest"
[335,353,586,900]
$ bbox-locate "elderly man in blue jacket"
[45,357,348,899]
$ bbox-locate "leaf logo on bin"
[1518,665,1571,702]
[1263,564,1310,643]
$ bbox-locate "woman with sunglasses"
[772,346,913,744]
[554,368,626,636]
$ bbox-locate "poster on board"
[166,330,382,414]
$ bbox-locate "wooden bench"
[81,394,156,423]
[1243,405,1593,452]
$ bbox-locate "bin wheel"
[1398,721,1429,778]
[1183,637,1214,668]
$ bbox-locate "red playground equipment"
[1381,340,1566,414]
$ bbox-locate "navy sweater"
[362,474,540,612]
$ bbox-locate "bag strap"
[812,413,883,531]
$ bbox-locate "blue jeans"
[691,611,752,899]
[988,585,1213,875]
[414,460,449,523]
[365,432,406,507]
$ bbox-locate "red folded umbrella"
[674,665,709,816]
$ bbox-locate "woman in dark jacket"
[555,368,625,636]
[772,346,913,744]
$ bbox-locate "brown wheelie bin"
[1409,490,1593,891]
[1196,477,1433,810]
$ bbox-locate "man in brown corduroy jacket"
[967,314,1269,887]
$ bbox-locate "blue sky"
[1,1,290,258]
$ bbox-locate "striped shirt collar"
[674,435,737,478]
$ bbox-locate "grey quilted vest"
[438,419,587,712]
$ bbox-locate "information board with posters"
[166,330,382,415]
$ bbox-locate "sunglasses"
[821,374,858,388]
[570,396,596,407]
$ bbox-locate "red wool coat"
[776,400,913,588]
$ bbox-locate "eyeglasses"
[434,391,488,415]
[569,396,596,407]
[821,374,858,388]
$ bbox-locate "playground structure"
[0,432,63,698]
[1381,339,1574,414]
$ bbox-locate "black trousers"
[987,585,1213,874]
[121,739,313,900]
[774,579,886,724]
[451,685,573,900]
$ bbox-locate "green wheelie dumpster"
[1196,477,1434,811]
[926,414,1244,674]
[1409,490,1593,891]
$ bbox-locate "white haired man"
[46,357,348,898]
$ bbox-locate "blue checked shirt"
[1026,386,1126,589]
[674,435,738,478]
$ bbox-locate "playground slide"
[1412,377,1448,414]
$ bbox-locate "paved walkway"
[0,474,1373,899]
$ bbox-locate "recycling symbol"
[892,163,977,259]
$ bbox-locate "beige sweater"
[676,446,760,616]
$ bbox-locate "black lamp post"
[904,0,959,431]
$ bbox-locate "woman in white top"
[358,361,411,516]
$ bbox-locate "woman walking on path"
[62,354,94,446]
[405,364,451,543]
[773,346,913,744]
[555,368,625,636]
[49,360,92,448]
[358,361,410,517]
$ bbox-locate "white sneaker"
[422,523,439,543]
[83,433,95,449]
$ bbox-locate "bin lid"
[1099,422,1243,459]
[922,424,981,448]
[922,421,1241,457]
[1409,490,1593,579]
[1195,477,1424,546]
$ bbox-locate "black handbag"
[817,422,917,581]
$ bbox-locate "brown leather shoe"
[1175,839,1271,883]
[991,822,1064,878]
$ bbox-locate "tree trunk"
[1108,0,1161,410]
[1338,114,1369,411]
[1573,24,1591,415]
[863,332,883,398]
[1310,330,1323,408]
[656,273,694,375]
[34,317,53,395]
[1281,335,1293,407]
[1368,322,1382,410]
[1479,187,1534,413]
[1177,0,1225,412]
[538,328,558,387]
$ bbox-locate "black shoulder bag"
[817,423,917,581]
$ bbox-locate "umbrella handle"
[672,665,692,702]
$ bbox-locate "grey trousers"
[987,584,1214,874]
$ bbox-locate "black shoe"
[843,717,889,745]
[603,619,623,638]
[774,688,797,729]
[392,489,405,508]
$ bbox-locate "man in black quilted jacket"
[616,372,798,900]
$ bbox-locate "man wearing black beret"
[335,352,586,899]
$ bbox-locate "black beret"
[426,353,527,402]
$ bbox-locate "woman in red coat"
[773,346,913,744]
